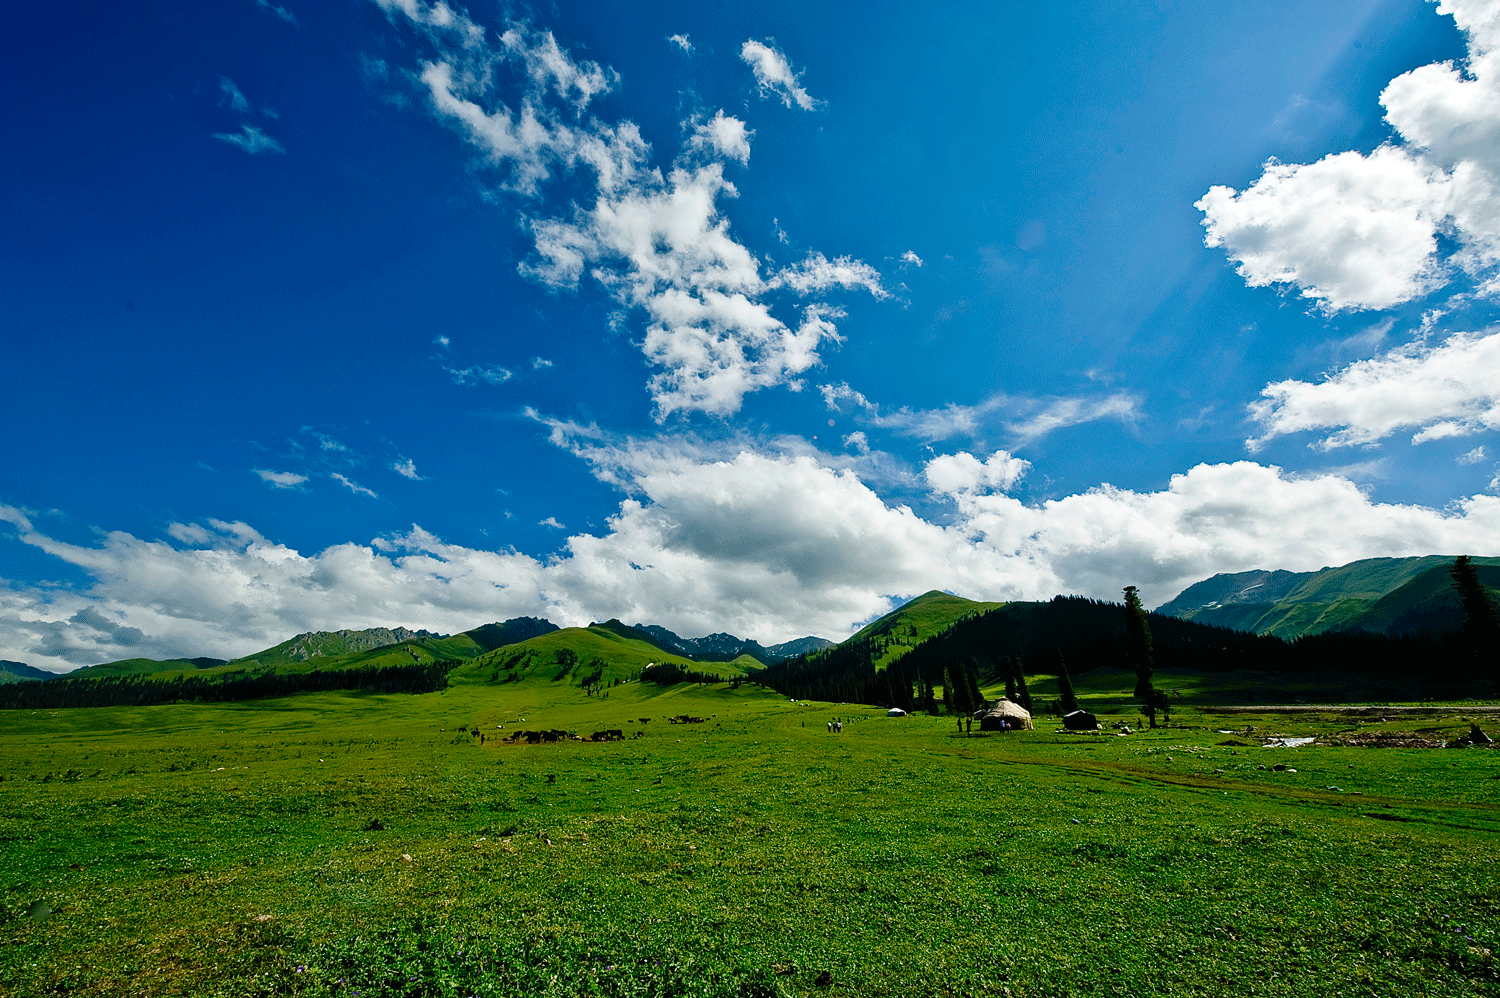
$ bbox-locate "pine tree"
[1003,656,1018,701]
[1013,657,1032,712]
[1056,651,1078,713]
[1450,555,1500,688]
[941,668,954,713]
[1124,585,1161,728]
[965,658,985,711]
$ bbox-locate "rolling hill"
[1157,555,1500,638]
[451,621,757,687]
[631,624,832,663]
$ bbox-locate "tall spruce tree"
[1450,555,1500,687]
[1013,657,1033,712]
[1123,585,1161,728]
[1003,656,1018,701]
[1056,651,1078,713]
[965,658,985,711]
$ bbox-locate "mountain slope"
[1156,556,1500,638]
[631,624,830,663]
[0,660,56,683]
[60,657,230,680]
[845,590,1006,669]
[451,624,755,687]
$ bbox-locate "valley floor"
[1,676,1498,997]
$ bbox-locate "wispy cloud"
[214,125,286,155]
[444,364,513,385]
[740,40,822,111]
[332,473,379,499]
[391,457,424,480]
[900,250,923,268]
[219,77,250,115]
[819,383,1140,445]
[539,516,565,529]
[532,356,553,369]
[253,469,308,489]
[667,33,692,54]
[213,77,284,154]
[255,0,297,24]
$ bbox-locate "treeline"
[0,660,459,710]
[639,662,728,685]
[755,595,1486,708]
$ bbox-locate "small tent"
[977,698,1032,731]
[886,707,907,717]
[1063,709,1099,731]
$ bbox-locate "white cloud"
[377,2,879,418]
[434,335,451,347]
[219,77,251,115]
[740,40,822,111]
[332,473,379,499]
[391,457,424,480]
[685,110,752,164]
[8,449,1500,673]
[1198,0,1500,312]
[1460,445,1488,464]
[771,251,889,298]
[532,356,553,369]
[1248,326,1500,449]
[444,364,513,385]
[924,450,1030,496]
[819,382,1140,444]
[253,469,308,488]
[540,516,566,529]
[214,124,286,155]
[667,33,693,55]
[900,250,924,268]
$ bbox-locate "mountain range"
[1155,555,1500,638]
[8,554,1497,684]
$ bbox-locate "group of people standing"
[826,718,843,733]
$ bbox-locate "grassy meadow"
[2,670,1498,997]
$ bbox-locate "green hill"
[1157,556,1500,638]
[231,626,471,669]
[0,660,56,683]
[451,623,755,688]
[845,590,1006,669]
[61,656,230,680]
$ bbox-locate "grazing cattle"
[523,731,542,744]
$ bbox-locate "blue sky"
[5,0,1500,672]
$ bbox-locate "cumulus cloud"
[685,110,752,164]
[924,450,1030,495]
[391,457,424,479]
[377,1,881,418]
[540,516,566,529]
[1248,326,1500,448]
[532,356,553,369]
[7,447,1500,673]
[213,124,286,155]
[667,33,693,55]
[253,469,308,488]
[1198,0,1500,312]
[900,250,924,268]
[740,40,822,111]
[1460,445,1488,463]
[819,382,1140,444]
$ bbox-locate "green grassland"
[3,661,1498,998]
